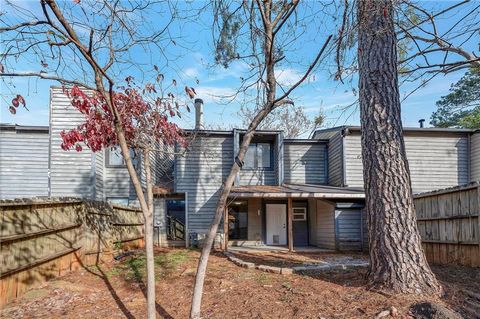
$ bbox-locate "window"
[293,207,307,221]
[107,146,125,166]
[106,146,136,167]
[244,143,272,169]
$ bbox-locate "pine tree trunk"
[357,0,441,294]
[144,149,157,318]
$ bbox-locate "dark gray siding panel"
[335,208,362,251]
[239,169,276,185]
[0,129,49,199]
[176,135,233,234]
[49,88,93,198]
[328,131,343,186]
[344,132,470,193]
[284,142,327,185]
[471,132,480,182]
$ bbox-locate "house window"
[228,201,248,240]
[244,143,272,169]
[292,207,307,221]
[107,146,124,166]
[106,146,136,167]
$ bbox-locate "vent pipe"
[418,119,425,128]
[194,98,204,130]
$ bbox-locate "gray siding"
[328,131,344,186]
[284,142,327,185]
[314,200,335,249]
[335,208,362,251]
[49,88,93,198]
[238,169,276,185]
[175,135,234,234]
[0,128,49,199]
[471,132,480,182]
[94,151,105,200]
[344,132,469,193]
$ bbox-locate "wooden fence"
[0,198,144,307]
[414,183,480,267]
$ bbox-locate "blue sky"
[0,1,476,132]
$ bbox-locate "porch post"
[287,197,294,252]
[223,205,229,251]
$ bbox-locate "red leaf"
[12,98,19,107]
[75,144,82,152]
[9,106,16,114]
[16,95,26,106]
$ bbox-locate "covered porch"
[224,184,366,252]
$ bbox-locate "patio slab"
[228,245,334,254]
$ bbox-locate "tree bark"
[357,0,441,294]
[143,149,156,318]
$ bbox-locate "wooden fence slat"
[414,186,480,268]
[0,199,145,307]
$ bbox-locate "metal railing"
[166,215,185,241]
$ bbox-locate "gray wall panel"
[284,142,327,185]
[471,132,480,182]
[175,135,233,234]
[328,131,344,186]
[0,128,49,199]
[344,132,469,193]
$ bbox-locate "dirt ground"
[1,248,479,319]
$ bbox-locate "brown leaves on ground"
[1,248,477,319]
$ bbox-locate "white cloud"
[183,67,200,79]
[276,68,317,87]
[195,86,237,104]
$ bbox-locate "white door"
[266,204,287,245]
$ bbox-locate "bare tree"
[238,103,324,138]
[189,1,333,317]
[0,1,191,318]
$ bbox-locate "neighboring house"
[2,86,480,252]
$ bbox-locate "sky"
[0,1,477,134]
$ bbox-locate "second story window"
[244,143,272,169]
[106,146,137,167]
[107,146,125,166]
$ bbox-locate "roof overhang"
[229,183,365,199]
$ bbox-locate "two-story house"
[1,86,480,252]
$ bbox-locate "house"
[1,86,480,252]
